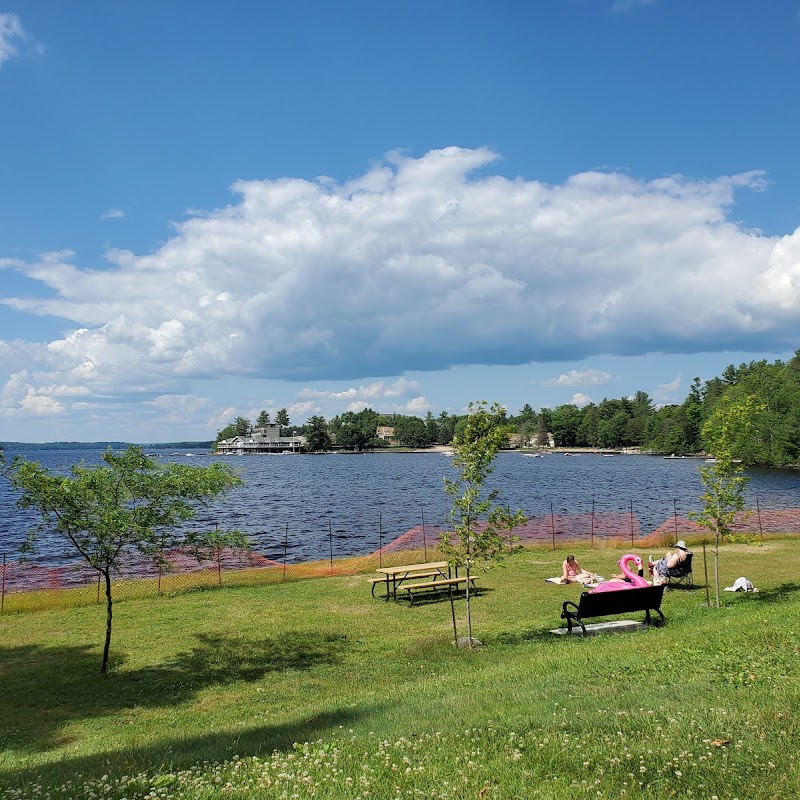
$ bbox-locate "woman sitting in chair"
[650,541,691,585]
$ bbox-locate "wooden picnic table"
[371,561,451,599]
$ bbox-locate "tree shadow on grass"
[0,705,375,793]
[738,581,800,603]
[0,630,350,755]
[396,587,493,607]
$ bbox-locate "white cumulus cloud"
[1,146,798,429]
[652,374,683,406]
[571,393,594,408]
[542,369,614,388]
[0,13,25,65]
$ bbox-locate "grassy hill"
[1,540,798,799]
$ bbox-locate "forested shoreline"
[4,354,797,469]
[218,351,800,468]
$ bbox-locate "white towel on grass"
[723,577,758,593]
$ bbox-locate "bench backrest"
[577,585,665,617]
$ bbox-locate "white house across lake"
[216,424,307,454]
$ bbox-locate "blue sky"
[1,0,799,442]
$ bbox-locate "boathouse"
[216,424,306,454]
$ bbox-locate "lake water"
[2,449,799,566]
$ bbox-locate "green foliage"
[215,416,251,442]
[275,408,290,431]
[215,423,237,442]
[440,401,525,645]
[256,409,271,427]
[0,542,798,798]
[689,395,764,607]
[391,415,428,448]
[304,415,333,452]
[4,446,244,672]
[234,416,251,436]
[330,408,381,450]
[209,348,800,461]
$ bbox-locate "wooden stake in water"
[550,502,556,551]
[378,514,383,568]
[421,507,428,560]
[590,497,595,548]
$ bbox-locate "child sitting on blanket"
[560,555,598,585]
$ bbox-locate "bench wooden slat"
[401,575,477,605]
[402,576,473,591]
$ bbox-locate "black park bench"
[560,584,666,635]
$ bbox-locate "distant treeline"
[220,351,800,468]
[1,441,213,451]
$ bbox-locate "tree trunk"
[449,586,458,644]
[714,531,720,609]
[101,569,113,674]
[465,562,474,647]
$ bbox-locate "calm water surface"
[2,449,798,566]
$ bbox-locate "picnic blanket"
[545,577,600,588]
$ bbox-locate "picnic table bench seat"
[400,575,476,605]
[369,570,442,598]
[561,584,666,635]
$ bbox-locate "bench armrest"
[561,600,579,617]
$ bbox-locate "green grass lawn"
[1,539,798,799]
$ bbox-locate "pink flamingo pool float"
[590,554,650,592]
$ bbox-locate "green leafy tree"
[549,404,580,447]
[439,401,525,647]
[437,411,457,445]
[276,408,290,435]
[2,447,245,673]
[534,408,551,448]
[689,396,764,608]
[215,423,237,443]
[598,410,629,448]
[513,403,537,447]
[304,416,332,452]
[576,404,599,447]
[234,416,251,436]
[392,416,428,448]
[332,409,379,451]
[424,412,439,446]
[256,410,271,428]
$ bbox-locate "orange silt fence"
[3,506,800,614]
